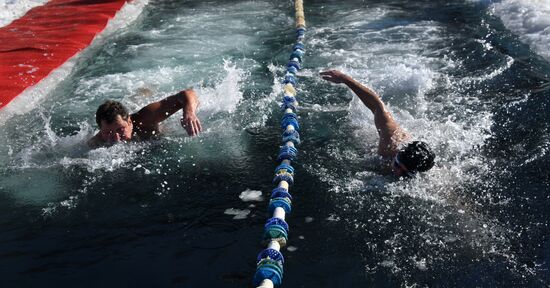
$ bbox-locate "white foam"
[491,0,550,61]
[0,0,47,27]
[286,246,298,252]
[13,116,91,169]
[239,62,284,129]
[224,208,250,220]
[239,188,263,202]
[195,60,245,115]
[60,143,145,172]
[10,113,148,173]
[521,130,550,166]
[0,0,149,125]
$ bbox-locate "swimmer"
[88,88,202,148]
[320,70,435,177]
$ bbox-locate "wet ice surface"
[0,0,47,27]
[0,0,549,287]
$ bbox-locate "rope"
[253,1,306,287]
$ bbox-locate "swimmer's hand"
[181,112,202,136]
[320,69,348,84]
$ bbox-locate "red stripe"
[0,0,128,109]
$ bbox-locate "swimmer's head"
[95,100,133,143]
[392,141,435,177]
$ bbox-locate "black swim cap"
[397,141,435,173]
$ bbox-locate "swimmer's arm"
[87,133,103,149]
[320,70,397,138]
[321,70,385,113]
[133,89,202,136]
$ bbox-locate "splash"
[301,3,539,283]
[491,0,550,61]
[9,111,145,173]
[239,62,284,129]
[195,60,246,115]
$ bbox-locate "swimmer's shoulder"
[131,115,160,141]
[87,133,104,149]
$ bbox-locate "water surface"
[1,0,549,287]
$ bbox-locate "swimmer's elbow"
[87,137,100,149]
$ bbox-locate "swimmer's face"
[392,154,415,178]
[99,115,133,143]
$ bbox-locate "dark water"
[1,0,549,287]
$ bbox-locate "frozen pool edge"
[0,0,149,125]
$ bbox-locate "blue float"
[275,163,295,176]
[293,43,305,51]
[282,74,297,85]
[252,2,306,286]
[296,28,306,39]
[257,248,285,264]
[273,172,294,186]
[281,113,299,131]
[281,95,298,111]
[269,198,292,214]
[287,65,298,75]
[254,261,283,287]
[282,129,300,145]
[277,146,298,162]
[287,59,301,71]
[266,217,289,232]
[289,50,304,63]
[271,187,293,200]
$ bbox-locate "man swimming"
[88,88,202,148]
[320,70,435,177]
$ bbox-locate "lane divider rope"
[253,1,306,287]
